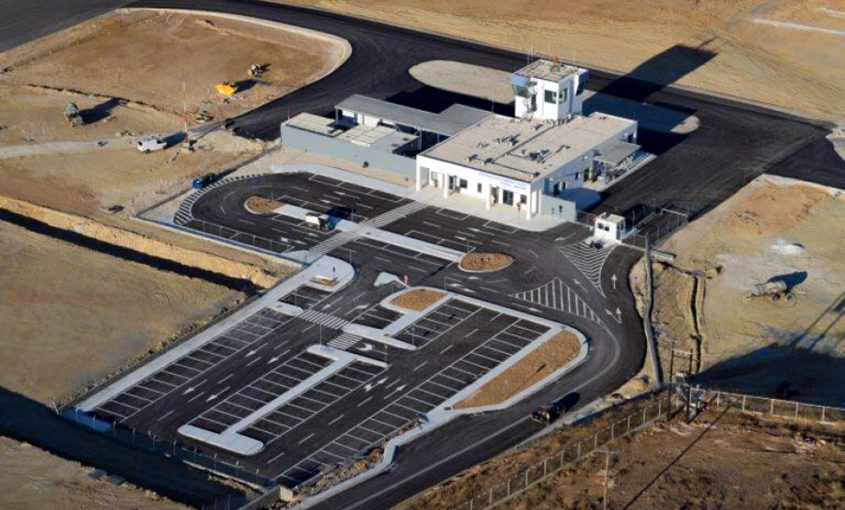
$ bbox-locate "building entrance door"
[502,189,514,206]
[490,186,499,205]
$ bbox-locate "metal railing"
[446,395,676,510]
[695,388,845,425]
[63,409,274,500]
[187,218,293,255]
[442,387,845,510]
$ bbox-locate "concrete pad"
[342,324,416,350]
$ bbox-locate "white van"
[136,135,167,153]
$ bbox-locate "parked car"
[192,173,217,189]
[136,135,166,153]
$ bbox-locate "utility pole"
[665,338,675,423]
[597,447,617,510]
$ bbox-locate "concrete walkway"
[274,204,464,262]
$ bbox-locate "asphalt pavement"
[152,172,645,508]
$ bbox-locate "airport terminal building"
[280,59,648,222]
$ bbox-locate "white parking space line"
[298,433,315,445]
[328,414,345,426]
[412,361,429,372]
[357,396,374,408]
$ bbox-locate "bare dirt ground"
[0,10,346,121]
[0,220,245,405]
[390,288,446,312]
[284,0,845,121]
[0,437,188,510]
[399,402,845,510]
[0,9,346,217]
[459,252,514,273]
[455,331,580,409]
[503,409,845,510]
[631,175,845,405]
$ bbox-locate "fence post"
[795,402,799,418]
[525,469,529,489]
[642,407,647,426]
[627,415,632,434]
[610,422,615,440]
[543,459,547,477]
[507,479,511,496]
[742,395,746,412]
[716,391,720,407]
[577,441,581,459]
[822,406,827,423]
[771,399,775,414]
[489,487,493,506]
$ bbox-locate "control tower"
[511,59,589,121]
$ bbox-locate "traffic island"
[244,196,285,214]
[389,289,447,312]
[458,252,514,272]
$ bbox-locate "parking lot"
[76,171,644,496]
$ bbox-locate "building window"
[558,88,568,103]
[544,90,557,104]
[520,194,528,205]
[459,179,468,189]
[477,183,482,193]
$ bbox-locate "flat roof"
[420,113,637,183]
[514,59,583,82]
[284,112,340,136]
[595,140,640,166]
[336,94,490,136]
[337,124,417,152]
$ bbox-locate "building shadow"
[79,97,121,124]
[387,85,512,115]
[693,342,845,408]
[0,387,247,508]
[597,42,718,103]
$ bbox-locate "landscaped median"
[454,330,582,409]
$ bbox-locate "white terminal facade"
[416,59,640,220]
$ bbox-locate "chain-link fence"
[446,395,676,510]
[694,388,845,424]
[187,218,293,254]
[574,206,689,250]
[62,409,273,498]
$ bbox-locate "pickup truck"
[304,212,333,231]
[136,135,167,153]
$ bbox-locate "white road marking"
[357,396,374,408]
[439,344,454,355]
[328,414,345,426]
[412,361,429,372]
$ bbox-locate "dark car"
[192,173,216,189]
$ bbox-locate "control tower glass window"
[512,84,530,98]
[544,90,557,104]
